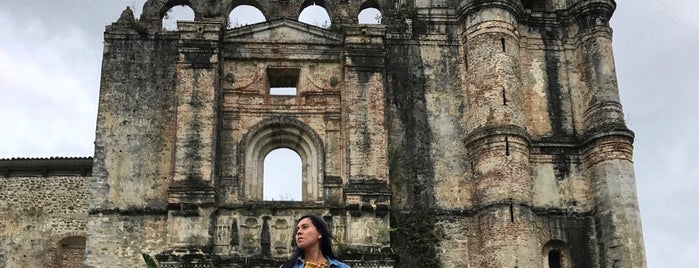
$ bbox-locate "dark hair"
[281,215,336,268]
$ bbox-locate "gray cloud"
[611,1,699,266]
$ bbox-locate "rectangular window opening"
[267,68,300,96]
[270,87,297,95]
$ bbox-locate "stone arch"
[239,117,325,201]
[227,0,267,17]
[359,0,380,11]
[47,231,87,268]
[141,0,199,30]
[227,1,268,28]
[162,4,196,31]
[542,240,571,268]
[358,0,382,24]
[298,0,333,27]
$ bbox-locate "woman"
[280,215,351,268]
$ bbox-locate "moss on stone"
[391,210,440,267]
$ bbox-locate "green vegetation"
[142,254,158,268]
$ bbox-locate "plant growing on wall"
[142,254,158,268]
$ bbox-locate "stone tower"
[86,0,645,267]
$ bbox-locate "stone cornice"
[410,201,595,218]
[463,125,531,148]
[581,124,634,147]
[456,0,524,20]
[88,207,169,216]
[452,0,616,28]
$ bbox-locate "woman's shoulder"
[280,257,303,268]
[327,257,351,268]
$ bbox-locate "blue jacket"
[284,256,351,268]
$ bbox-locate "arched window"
[548,249,562,268]
[228,5,266,28]
[299,2,331,28]
[240,117,325,201]
[543,240,570,268]
[161,5,195,31]
[264,148,302,201]
[358,8,381,24]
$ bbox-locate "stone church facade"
[0,0,646,267]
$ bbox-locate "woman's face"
[295,217,321,251]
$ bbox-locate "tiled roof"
[0,156,93,161]
[0,157,93,177]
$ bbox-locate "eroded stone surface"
[0,0,645,267]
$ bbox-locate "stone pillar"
[343,24,389,184]
[582,136,646,268]
[170,21,221,193]
[462,0,531,215]
[577,13,626,132]
[575,4,647,267]
[461,1,537,267]
[167,21,222,248]
[342,24,393,259]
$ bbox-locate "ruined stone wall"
[58,247,85,268]
[79,0,644,267]
[384,0,645,267]
[86,8,179,267]
[385,32,464,268]
[0,0,645,267]
[0,176,88,268]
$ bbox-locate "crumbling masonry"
[0,0,645,267]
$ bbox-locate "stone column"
[582,136,646,268]
[170,21,221,194]
[577,16,625,132]
[343,24,389,184]
[461,1,537,267]
[462,0,531,216]
[167,21,222,248]
[342,23,393,257]
[575,4,647,267]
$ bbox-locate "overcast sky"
[0,1,696,266]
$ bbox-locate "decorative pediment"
[224,18,342,45]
